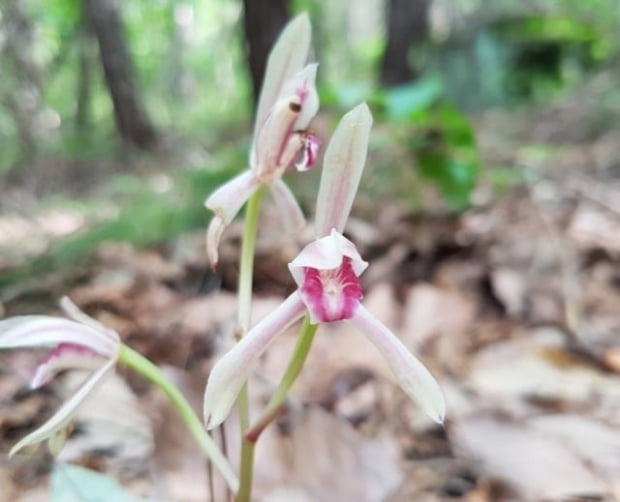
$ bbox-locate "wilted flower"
[204,103,446,428]
[0,298,120,456]
[205,13,320,267]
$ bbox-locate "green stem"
[235,188,264,502]
[238,188,264,334]
[117,344,239,492]
[246,315,318,442]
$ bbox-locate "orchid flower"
[0,297,120,456]
[205,13,320,267]
[204,103,446,428]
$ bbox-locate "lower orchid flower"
[203,104,446,429]
[0,298,120,456]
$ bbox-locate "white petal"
[0,317,118,357]
[31,343,107,389]
[270,179,306,233]
[59,297,112,335]
[204,170,260,224]
[315,103,373,237]
[288,230,368,287]
[203,293,306,428]
[9,356,116,456]
[204,171,260,268]
[206,215,226,269]
[254,13,311,137]
[350,305,445,424]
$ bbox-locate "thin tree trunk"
[75,29,95,133]
[1,0,40,160]
[380,0,430,86]
[83,0,157,149]
[242,0,290,106]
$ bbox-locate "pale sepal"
[315,103,373,237]
[0,317,118,357]
[60,296,112,335]
[9,356,117,456]
[204,170,260,267]
[30,343,105,389]
[206,216,225,269]
[204,292,306,428]
[253,13,311,137]
[204,170,260,225]
[350,304,446,424]
[270,179,306,233]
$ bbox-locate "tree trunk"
[75,28,96,134]
[380,0,430,86]
[0,0,41,160]
[83,0,157,149]
[242,0,290,106]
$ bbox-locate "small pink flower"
[205,14,320,267]
[0,298,120,456]
[204,104,445,428]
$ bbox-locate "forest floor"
[1,79,620,502]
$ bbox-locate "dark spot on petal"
[289,102,302,112]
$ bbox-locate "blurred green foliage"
[1,0,619,281]
[323,77,479,211]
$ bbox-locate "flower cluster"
[0,14,445,479]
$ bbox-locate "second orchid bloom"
[204,103,446,429]
[205,14,320,267]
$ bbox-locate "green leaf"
[51,464,151,502]
[418,151,478,211]
[383,78,443,121]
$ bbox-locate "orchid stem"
[246,315,317,442]
[117,344,239,492]
[235,187,264,502]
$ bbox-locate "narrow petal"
[288,230,368,287]
[315,103,373,237]
[204,170,260,268]
[206,215,226,269]
[59,297,112,335]
[204,170,260,224]
[270,179,306,233]
[204,293,306,428]
[350,305,445,423]
[254,13,311,137]
[31,343,106,389]
[0,317,118,357]
[9,356,116,456]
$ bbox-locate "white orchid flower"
[204,104,446,428]
[0,298,120,456]
[205,13,320,267]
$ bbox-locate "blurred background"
[2,0,620,501]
